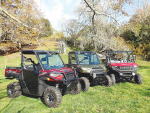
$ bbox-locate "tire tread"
[7,82,22,98]
[80,77,90,92]
[43,87,62,108]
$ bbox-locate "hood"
[78,65,103,73]
[109,63,138,67]
[43,67,73,73]
[78,64,102,69]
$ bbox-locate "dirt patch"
[0,45,37,56]
[1,40,57,58]
[21,45,37,50]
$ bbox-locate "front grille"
[65,72,75,80]
[119,66,133,70]
[92,69,103,73]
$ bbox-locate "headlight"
[112,66,118,68]
[82,68,91,73]
[132,72,135,76]
[50,73,62,77]
[133,65,138,68]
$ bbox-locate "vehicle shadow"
[5,78,14,80]
[22,94,40,99]
[22,93,45,105]
[125,80,137,84]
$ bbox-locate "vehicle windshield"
[38,53,65,70]
[108,52,134,63]
[77,53,100,65]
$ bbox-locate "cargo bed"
[5,67,21,78]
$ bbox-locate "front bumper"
[91,71,107,84]
[39,73,79,94]
[112,66,138,73]
[64,78,78,94]
[111,66,138,77]
[117,72,136,81]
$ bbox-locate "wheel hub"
[8,88,14,95]
[47,93,55,103]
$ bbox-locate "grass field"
[0,40,150,113]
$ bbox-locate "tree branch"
[83,0,119,23]
[0,7,29,28]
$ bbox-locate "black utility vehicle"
[106,51,143,84]
[66,51,112,91]
[5,50,81,108]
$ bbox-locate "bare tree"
[62,19,81,47]
[74,0,131,52]
[0,0,43,44]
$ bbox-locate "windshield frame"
[36,53,66,70]
[76,52,100,65]
[107,51,135,63]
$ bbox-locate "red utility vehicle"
[106,51,143,85]
[5,50,81,108]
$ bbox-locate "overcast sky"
[35,0,81,31]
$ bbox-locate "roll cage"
[21,50,66,70]
[68,51,100,65]
[106,51,135,64]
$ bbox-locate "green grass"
[0,40,150,113]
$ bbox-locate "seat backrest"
[27,65,34,71]
[35,63,42,70]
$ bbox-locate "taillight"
[17,70,20,74]
[5,69,20,76]
[5,69,8,76]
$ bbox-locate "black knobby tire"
[79,77,90,92]
[104,75,112,87]
[110,74,116,85]
[7,82,22,98]
[43,87,62,108]
[134,74,143,84]
[70,82,81,95]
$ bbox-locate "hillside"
[0,40,150,113]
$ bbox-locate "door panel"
[23,69,39,95]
